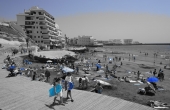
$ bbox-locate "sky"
[0,0,170,43]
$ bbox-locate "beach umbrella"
[62,66,74,73]
[147,77,159,83]
[47,60,52,63]
[10,65,16,69]
[96,64,101,68]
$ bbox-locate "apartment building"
[17,6,60,46]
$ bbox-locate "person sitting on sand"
[91,81,103,94]
[124,76,130,83]
[95,82,103,94]
[150,82,158,90]
[118,77,124,82]
[145,81,156,93]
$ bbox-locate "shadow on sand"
[45,97,69,109]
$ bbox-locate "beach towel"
[129,80,137,83]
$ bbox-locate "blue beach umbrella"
[10,66,16,69]
[147,77,159,83]
[20,68,25,71]
[96,64,101,68]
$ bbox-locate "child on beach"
[53,77,64,105]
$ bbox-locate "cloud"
[55,12,170,43]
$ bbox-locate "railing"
[45,18,55,25]
[39,18,45,20]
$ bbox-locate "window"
[41,36,43,38]
[35,41,37,43]
[41,41,43,43]
[34,36,36,38]
[37,31,38,33]
[38,36,40,38]
[37,26,38,29]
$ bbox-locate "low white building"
[124,39,133,44]
[77,35,94,46]
[109,39,122,44]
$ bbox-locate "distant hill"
[0,21,37,46]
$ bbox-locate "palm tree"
[65,34,68,45]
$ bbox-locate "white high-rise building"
[17,6,61,46]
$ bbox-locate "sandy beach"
[1,44,170,108]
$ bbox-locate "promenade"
[0,55,154,110]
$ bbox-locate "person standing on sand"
[84,76,89,89]
[76,66,79,74]
[137,71,141,80]
[32,67,37,81]
[45,69,50,82]
[106,64,108,72]
[153,69,157,76]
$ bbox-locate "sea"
[93,45,170,56]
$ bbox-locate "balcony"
[25,23,34,25]
[45,14,54,22]
[39,18,45,20]
[39,23,46,25]
[25,16,34,20]
[25,18,34,20]
[46,23,55,28]
[25,28,32,30]
[45,18,55,25]
[41,30,49,34]
[40,26,48,30]
[42,34,50,39]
